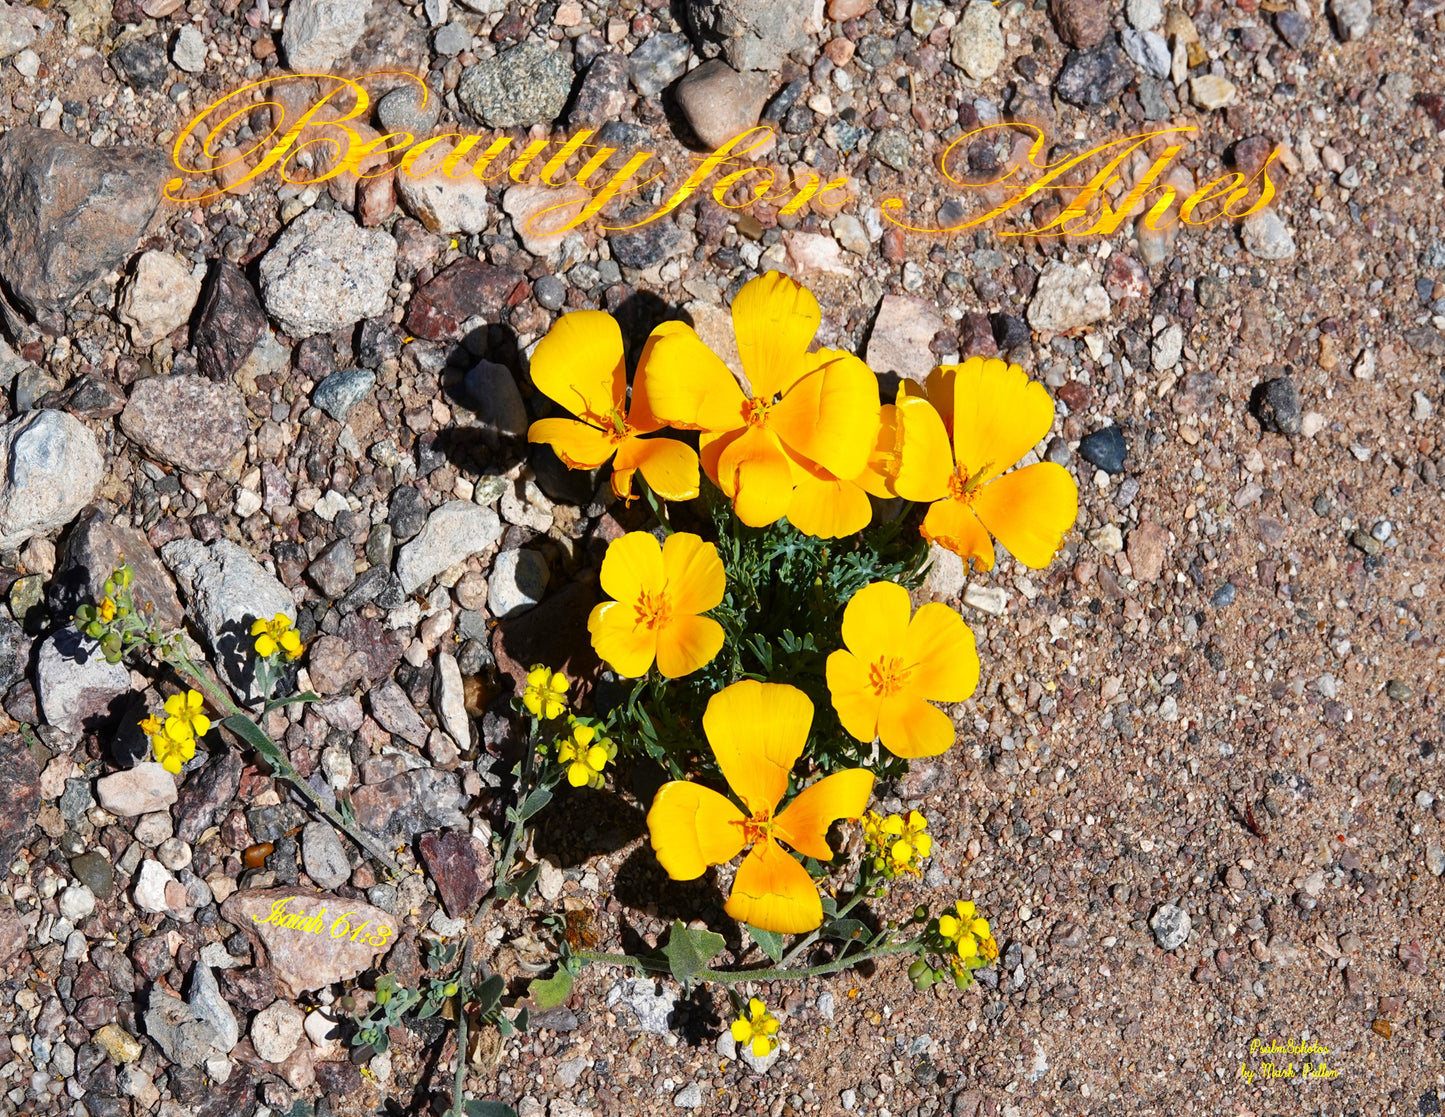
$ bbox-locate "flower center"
[633,589,673,630]
[607,406,632,444]
[869,655,912,697]
[738,808,774,845]
[743,396,773,428]
[946,468,974,503]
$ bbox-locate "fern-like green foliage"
[609,496,929,787]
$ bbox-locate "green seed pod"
[913,905,929,923]
[907,960,936,991]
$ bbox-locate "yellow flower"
[163,689,210,741]
[527,310,700,503]
[641,272,881,532]
[646,680,874,934]
[152,727,196,774]
[522,666,568,720]
[869,358,1078,570]
[587,532,725,679]
[936,900,997,967]
[98,597,117,623]
[556,722,615,789]
[730,997,781,1058]
[864,809,931,877]
[826,581,979,759]
[250,614,301,659]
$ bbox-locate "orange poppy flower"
[870,358,1078,570]
[825,581,979,758]
[639,272,880,532]
[527,310,700,503]
[587,531,726,679]
[646,680,874,934]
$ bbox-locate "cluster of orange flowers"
[528,271,1080,937]
[528,272,1078,566]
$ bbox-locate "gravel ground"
[0,0,1440,1114]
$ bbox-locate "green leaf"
[264,690,322,712]
[746,924,786,963]
[526,968,574,1011]
[513,1007,529,1032]
[517,785,553,821]
[819,894,838,920]
[510,863,541,902]
[464,1102,519,1117]
[660,920,724,987]
[473,973,505,1017]
[821,918,871,943]
[220,713,286,766]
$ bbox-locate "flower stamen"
[868,655,912,697]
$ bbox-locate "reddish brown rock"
[418,831,494,917]
[1126,522,1169,583]
[220,888,399,996]
[1049,0,1110,49]
[405,258,525,341]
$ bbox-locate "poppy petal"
[586,600,659,678]
[655,615,725,678]
[614,435,700,502]
[527,417,618,470]
[825,649,883,745]
[921,498,996,572]
[947,358,1056,485]
[724,837,824,934]
[730,271,820,401]
[971,462,1079,569]
[716,426,795,528]
[890,394,953,504]
[637,321,748,432]
[774,768,875,861]
[702,680,812,815]
[646,781,747,880]
[877,694,957,758]
[529,310,625,424]
[660,532,725,615]
[904,603,980,702]
[840,580,911,660]
[770,350,880,482]
[598,531,665,605]
[627,325,675,434]
[855,403,901,499]
[784,463,873,540]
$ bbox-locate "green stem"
[574,935,922,985]
[778,887,870,968]
[449,938,474,1117]
[480,719,541,914]
[165,648,404,879]
[639,478,674,535]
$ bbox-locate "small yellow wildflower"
[936,900,998,969]
[730,998,780,1058]
[98,597,117,623]
[251,614,302,659]
[863,809,931,877]
[556,722,615,789]
[522,665,568,720]
[163,689,210,741]
[141,714,194,774]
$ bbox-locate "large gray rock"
[120,375,250,474]
[684,0,813,72]
[35,630,131,738]
[187,964,238,1055]
[52,508,186,633]
[161,538,296,697]
[0,5,36,59]
[458,42,573,127]
[258,210,396,340]
[1027,261,1112,334]
[0,128,169,316]
[395,501,502,593]
[0,410,104,550]
[143,990,221,1069]
[281,0,373,70]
